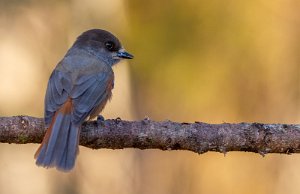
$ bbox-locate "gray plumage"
[35,29,133,171]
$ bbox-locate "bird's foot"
[97,115,105,126]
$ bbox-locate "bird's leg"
[97,115,105,126]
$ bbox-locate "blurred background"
[0,0,299,193]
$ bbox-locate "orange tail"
[35,99,80,171]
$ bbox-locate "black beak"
[117,50,134,59]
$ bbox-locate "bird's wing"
[70,69,114,125]
[45,54,114,127]
[44,70,72,127]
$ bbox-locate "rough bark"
[0,116,300,155]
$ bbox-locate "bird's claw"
[97,115,105,126]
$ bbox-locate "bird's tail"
[35,100,80,171]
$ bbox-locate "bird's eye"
[105,41,115,51]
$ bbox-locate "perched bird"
[35,29,133,171]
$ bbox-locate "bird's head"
[74,29,133,66]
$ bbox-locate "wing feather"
[44,70,71,127]
[44,59,113,127]
[71,71,113,125]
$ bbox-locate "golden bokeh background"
[0,0,299,193]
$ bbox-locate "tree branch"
[0,116,300,155]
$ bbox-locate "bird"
[34,29,133,171]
